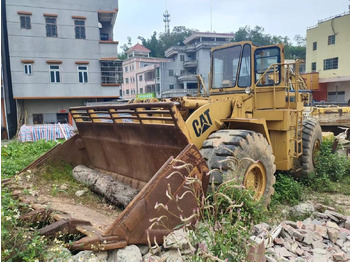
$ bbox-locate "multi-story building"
[162,32,234,97]
[305,11,350,104]
[122,44,171,99]
[3,0,122,125]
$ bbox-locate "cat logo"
[192,109,212,137]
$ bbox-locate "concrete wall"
[6,0,119,99]
[23,98,85,124]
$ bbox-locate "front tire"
[200,130,276,205]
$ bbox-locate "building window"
[140,88,143,94]
[74,20,86,39]
[125,66,128,72]
[312,42,317,51]
[169,84,174,89]
[20,15,31,29]
[180,55,185,61]
[78,65,88,83]
[180,70,185,76]
[126,89,129,95]
[24,64,33,75]
[100,60,123,84]
[311,62,316,72]
[125,78,129,84]
[46,17,57,37]
[100,33,108,41]
[328,35,335,45]
[33,114,43,124]
[323,57,338,70]
[139,75,143,81]
[169,70,174,76]
[49,65,60,83]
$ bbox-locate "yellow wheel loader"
[16,41,321,250]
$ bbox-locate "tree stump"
[72,165,139,208]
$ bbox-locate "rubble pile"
[249,204,350,262]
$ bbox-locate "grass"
[1,136,350,261]
[1,140,61,261]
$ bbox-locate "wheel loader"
[17,41,322,250]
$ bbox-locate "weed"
[270,173,305,206]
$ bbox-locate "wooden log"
[72,165,139,208]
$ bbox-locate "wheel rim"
[243,162,267,199]
[312,139,321,166]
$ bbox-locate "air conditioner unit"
[174,73,179,76]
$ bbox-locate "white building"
[4,0,123,125]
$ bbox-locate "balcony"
[177,74,197,83]
[185,44,196,52]
[183,60,198,68]
[161,89,198,98]
[165,46,186,57]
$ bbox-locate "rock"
[284,221,298,229]
[328,228,340,243]
[312,241,327,249]
[137,245,149,256]
[314,212,328,220]
[333,252,347,261]
[311,219,323,225]
[312,248,327,255]
[325,210,347,222]
[265,255,277,262]
[75,189,88,197]
[95,251,108,261]
[160,250,182,262]
[275,246,293,258]
[254,222,271,235]
[327,221,340,230]
[142,253,161,262]
[45,245,72,262]
[290,203,314,218]
[345,220,350,230]
[164,228,190,250]
[108,245,142,262]
[60,184,68,190]
[315,225,328,238]
[274,238,284,245]
[302,235,314,245]
[71,251,101,262]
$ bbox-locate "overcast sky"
[114,0,349,52]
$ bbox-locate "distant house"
[305,11,350,104]
[121,43,171,99]
[162,32,234,97]
[2,0,123,127]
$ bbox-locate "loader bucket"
[20,102,209,250]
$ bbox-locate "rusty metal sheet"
[70,143,209,250]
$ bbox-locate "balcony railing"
[161,89,198,98]
[165,46,186,57]
[177,74,197,82]
[183,60,198,68]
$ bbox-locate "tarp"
[18,124,75,142]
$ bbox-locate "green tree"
[138,26,196,58]
[232,26,305,59]
[118,36,133,60]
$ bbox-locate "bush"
[271,173,305,206]
[315,139,350,182]
[301,138,350,192]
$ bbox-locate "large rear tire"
[200,130,276,205]
[301,119,322,175]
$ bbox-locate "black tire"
[301,119,322,175]
[200,130,276,205]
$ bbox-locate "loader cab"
[210,42,283,94]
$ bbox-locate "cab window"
[254,47,280,86]
[212,45,242,89]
